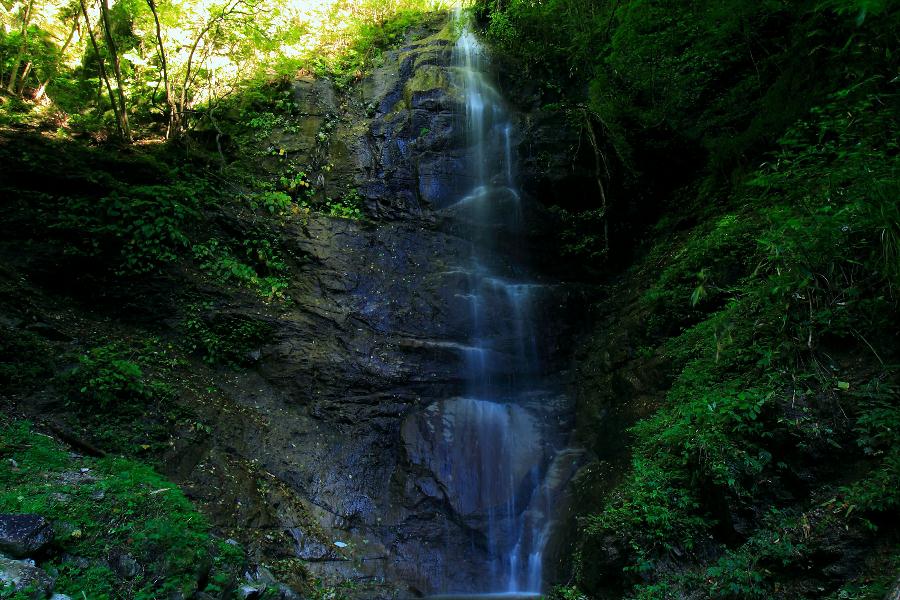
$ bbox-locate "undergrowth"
[0,420,245,598]
[571,85,900,598]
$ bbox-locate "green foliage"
[183,302,273,368]
[0,420,245,598]
[250,190,294,215]
[52,174,208,275]
[62,344,175,411]
[549,206,608,261]
[568,37,900,596]
[325,189,365,220]
[0,327,53,390]
[51,338,197,457]
[193,237,290,300]
[842,379,900,513]
[306,579,358,600]
[548,586,590,600]
[315,8,437,89]
[1,0,447,138]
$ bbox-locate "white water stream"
[428,11,555,597]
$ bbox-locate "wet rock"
[293,77,338,116]
[154,11,587,598]
[59,553,93,569]
[402,398,544,518]
[287,527,341,561]
[517,109,597,213]
[58,469,97,485]
[0,556,54,598]
[245,564,276,585]
[0,514,53,558]
[237,584,263,599]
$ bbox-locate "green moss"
[0,420,245,599]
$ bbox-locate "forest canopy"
[0,0,451,138]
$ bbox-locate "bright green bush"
[52,174,207,275]
[571,70,900,598]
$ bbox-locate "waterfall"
[429,10,552,596]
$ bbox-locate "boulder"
[0,514,53,558]
[0,556,54,599]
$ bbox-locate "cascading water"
[421,11,560,597]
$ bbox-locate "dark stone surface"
[0,514,53,558]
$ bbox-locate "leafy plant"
[183,302,273,368]
[62,344,175,411]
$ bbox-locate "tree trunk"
[78,0,125,138]
[582,108,611,255]
[146,0,177,138]
[99,0,131,140]
[16,61,33,95]
[6,0,36,95]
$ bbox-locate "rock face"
[165,14,590,598]
[0,514,53,558]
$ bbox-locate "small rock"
[109,552,141,579]
[0,514,54,558]
[246,564,276,585]
[237,584,262,599]
[274,583,301,600]
[59,553,92,569]
[58,471,96,485]
[50,594,74,600]
[0,555,54,599]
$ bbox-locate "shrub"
[183,303,273,368]
[63,344,175,411]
